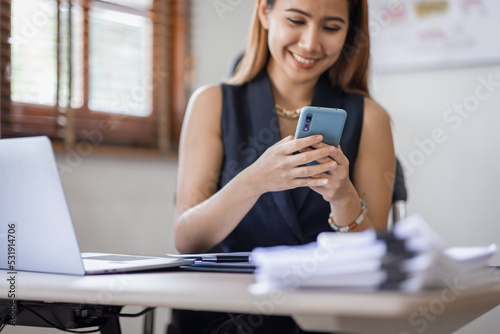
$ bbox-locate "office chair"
[390,159,407,229]
[229,52,408,230]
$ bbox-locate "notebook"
[0,136,193,275]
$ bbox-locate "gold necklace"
[275,104,301,119]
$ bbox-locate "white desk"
[2,269,500,334]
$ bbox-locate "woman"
[171,0,395,332]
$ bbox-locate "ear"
[257,0,270,30]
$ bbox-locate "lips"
[292,53,317,64]
[290,51,320,68]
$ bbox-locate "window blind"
[0,0,188,150]
[0,0,12,138]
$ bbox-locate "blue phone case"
[294,106,347,148]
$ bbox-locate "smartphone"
[294,106,347,148]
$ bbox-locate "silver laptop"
[0,136,192,275]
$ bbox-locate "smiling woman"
[171,0,395,332]
[229,0,370,95]
[260,0,349,85]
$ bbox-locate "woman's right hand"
[245,134,338,195]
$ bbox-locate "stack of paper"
[250,215,499,293]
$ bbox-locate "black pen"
[200,254,250,263]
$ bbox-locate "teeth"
[292,53,317,65]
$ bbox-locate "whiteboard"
[369,0,500,72]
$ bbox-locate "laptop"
[0,136,193,275]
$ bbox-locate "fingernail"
[330,162,337,168]
[316,135,323,141]
[329,146,336,153]
[322,179,329,185]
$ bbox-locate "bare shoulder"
[186,85,223,120]
[189,84,222,105]
[358,96,394,158]
[182,85,223,138]
[363,96,391,127]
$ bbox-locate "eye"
[324,26,341,32]
[287,18,305,26]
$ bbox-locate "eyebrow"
[285,8,346,24]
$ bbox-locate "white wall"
[189,0,254,89]
[372,66,500,334]
[59,154,178,257]
[372,65,500,256]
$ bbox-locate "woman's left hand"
[300,142,353,203]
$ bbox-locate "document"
[250,215,499,293]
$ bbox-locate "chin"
[288,59,334,82]
[286,67,327,84]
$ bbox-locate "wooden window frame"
[1,0,188,151]
[0,0,11,129]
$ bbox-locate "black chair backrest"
[393,158,407,203]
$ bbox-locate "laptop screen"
[0,136,86,275]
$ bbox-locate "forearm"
[327,182,375,231]
[175,135,338,253]
[174,167,262,254]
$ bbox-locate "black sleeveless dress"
[212,68,363,252]
[168,69,364,334]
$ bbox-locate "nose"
[298,25,322,53]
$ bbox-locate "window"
[1,0,188,149]
[11,0,58,106]
[88,7,152,116]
